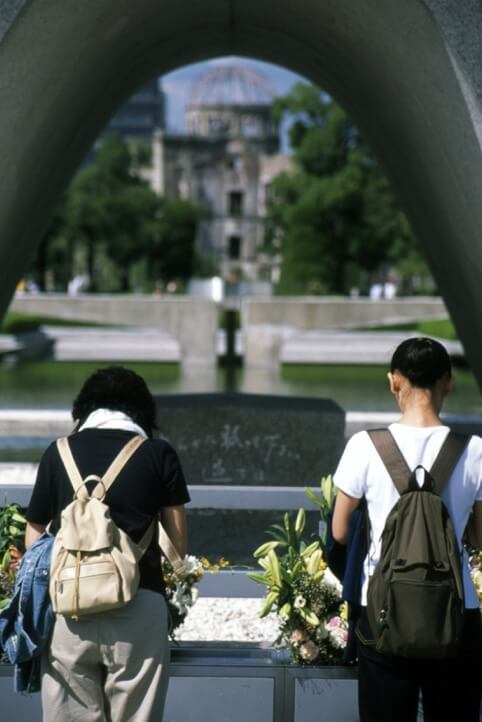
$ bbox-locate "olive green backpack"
[364,429,468,659]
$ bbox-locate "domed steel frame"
[188,62,276,108]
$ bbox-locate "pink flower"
[326,616,349,649]
[289,629,308,645]
[299,640,319,662]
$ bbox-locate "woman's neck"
[397,408,443,427]
[396,389,444,428]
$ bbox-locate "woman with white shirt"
[332,337,482,722]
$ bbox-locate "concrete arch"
[1,1,482,382]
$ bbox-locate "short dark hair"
[72,366,157,437]
[390,337,452,388]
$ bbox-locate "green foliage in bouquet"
[0,504,26,664]
[304,474,337,551]
[248,477,347,664]
[0,504,26,611]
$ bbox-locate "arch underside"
[1,0,482,383]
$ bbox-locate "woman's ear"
[387,371,399,395]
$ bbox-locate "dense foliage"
[29,134,207,293]
[268,83,434,295]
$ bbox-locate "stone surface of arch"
[1,0,482,383]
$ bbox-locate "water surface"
[0,361,478,414]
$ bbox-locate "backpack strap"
[57,435,156,555]
[367,428,410,495]
[158,520,186,575]
[93,435,146,499]
[57,435,146,500]
[429,431,469,495]
[97,435,156,553]
[368,428,470,497]
[57,437,88,500]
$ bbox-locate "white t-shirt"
[333,423,482,608]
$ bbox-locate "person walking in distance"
[332,337,482,722]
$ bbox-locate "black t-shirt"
[26,428,190,595]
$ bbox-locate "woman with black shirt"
[25,366,189,722]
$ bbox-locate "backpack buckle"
[409,465,435,492]
[73,475,106,501]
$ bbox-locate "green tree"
[64,134,160,291]
[269,83,431,295]
[35,134,208,292]
[149,198,208,285]
[29,196,71,291]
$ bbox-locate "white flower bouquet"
[162,554,229,637]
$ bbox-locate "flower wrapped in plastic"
[162,554,229,637]
[162,554,204,636]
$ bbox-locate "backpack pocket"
[376,579,460,658]
[53,555,121,618]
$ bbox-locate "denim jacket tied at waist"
[0,533,54,693]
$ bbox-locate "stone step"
[281,331,464,364]
[41,325,180,362]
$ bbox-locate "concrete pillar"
[242,298,451,367]
[11,294,217,368]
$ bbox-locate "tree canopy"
[269,83,432,295]
[30,134,206,292]
[148,197,208,284]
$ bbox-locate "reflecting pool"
[0,361,479,414]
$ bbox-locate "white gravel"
[174,597,280,642]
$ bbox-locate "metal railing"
[0,471,319,598]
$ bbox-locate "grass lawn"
[0,313,110,334]
[360,318,457,340]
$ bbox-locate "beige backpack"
[50,435,155,619]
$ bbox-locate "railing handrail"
[0,474,321,598]
[0,470,320,510]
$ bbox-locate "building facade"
[107,78,165,139]
[151,64,292,283]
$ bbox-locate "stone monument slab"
[155,393,345,564]
[155,393,345,487]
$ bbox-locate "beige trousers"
[41,590,170,722]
